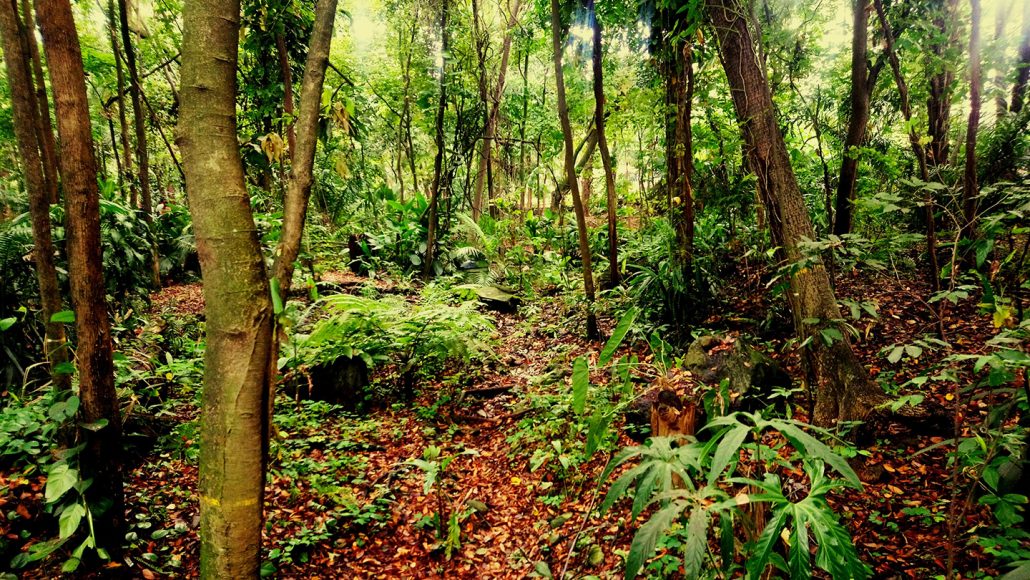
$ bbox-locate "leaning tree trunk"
[178,0,274,576]
[271,0,339,296]
[36,0,124,552]
[588,0,619,287]
[832,0,881,236]
[962,0,981,235]
[424,0,449,279]
[707,0,885,425]
[118,0,159,286]
[551,0,599,339]
[0,0,69,391]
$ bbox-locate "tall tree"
[1012,0,1030,114]
[962,0,981,235]
[832,0,884,236]
[117,0,160,285]
[19,0,59,205]
[424,0,449,278]
[707,0,885,424]
[926,0,959,169]
[36,0,124,550]
[0,0,69,390]
[178,0,274,576]
[551,0,599,339]
[271,0,340,296]
[587,0,619,287]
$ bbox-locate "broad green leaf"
[683,507,710,578]
[599,307,638,366]
[51,310,75,324]
[887,345,904,364]
[625,502,682,578]
[46,464,79,503]
[0,317,15,332]
[904,344,923,359]
[572,356,589,416]
[775,422,861,488]
[707,423,749,485]
[584,409,611,459]
[270,279,283,315]
[747,507,789,579]
[59,503,85,539]
[788,506,812,579]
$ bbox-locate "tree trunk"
[588,0,619,287]
[551,0,598,340]
[672,42,695,275]
[707,0,884,425]
[962,0,981,235]
[118,0,159,285]
[1011,0,1030,114]
[20,0,58,205]
[832,0,879,236]
[550,122,597,211]
[0,0,69,391]
[424,0,449,278]
[276,32,297,159]
[271,0,339,296]
[37,0,124,552]
[926,0,959,169]
[178,0,274,576]
[107,0,133,202]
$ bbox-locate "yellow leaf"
[510,476,522,486]
[945,393,954,401]
[165,373,174,380]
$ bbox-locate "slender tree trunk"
[108,0,133,202]
[20,0,58,205]
[424,0,449,278]
[36,0,124,552]
[550,122,597,210]
[674,42,695,275]
[276,33,297,159]
[272,0,339,296]
[551,0,598,339]
[962,0,981,234]
[832,0,879,236]
[0,0,69,390]
[118,0,159,285]
[926,0,959,169]
[1011,0,1030,114]
[178,0,273,577]
[708,0,884,425]
[588,0,619,287]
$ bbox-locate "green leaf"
[572,356,589,416]
[625,502,682,578]
[58,503,85,539]
[50,310,75,324]
[775,422,861,488]
[270,279,283,315]
[45,464,79,503]
[584,409,611,459]
[887,345,904,364]
[0,317,15,332]
[904,344,923,359]
[707,423,749,486]
[747,507,789,579]
[788,506,812,579]
[599,307,638,366]
[683,507,710,578]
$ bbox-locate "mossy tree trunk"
[178,0,274,576]
[37,0,125,551]
[707,0,885,425]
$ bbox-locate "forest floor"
[1,267,1017,579]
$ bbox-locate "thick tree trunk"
[708,0,884,425]
[1011,0,1030,114]
[926,0,959,169]
[37,0,124,552]
[178,0,274,576]
[118,0,159,285]
[672,42,695,275]
[424,0,449,279]
[588,0,619,287]
[832,0,879,236]
[20,0,58,205]
[0,0,69,391]
[271,0,339,296]
[551,0,598,339]
[963,0,981,234]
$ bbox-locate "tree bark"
[271,0,339,296]
[707,0,884,425]
[118,0,159,285]
[962,0,981,235]
[0,0,69,391]
[178,0,274,576]
[551,0,598,340]
[424,0,449,278]
[1011,0,1030,114]
[832,0,881,236]
[276,32,297,159]
[20,0,58,205]
[550,121,597,211]
[587,0,619,287]
[107,0,133,203]
[36,0,124,552]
